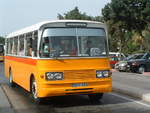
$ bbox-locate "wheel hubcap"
[9,72,12,83]
[32,80,38,99]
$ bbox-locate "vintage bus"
[0,44,4,62]
[5,20,112,103]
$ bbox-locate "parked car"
[115,53,144,72]
[127,52,150,74]
[109,55,119,68]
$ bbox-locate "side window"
[25,31,38,57]
[19,35,24,56]
[25,33,32,56]
[13,37,18,55]
[32,31,38,57]
[40,37,51,57]
[6,39,9,54]
[9,38,13,54]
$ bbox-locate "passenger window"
[19,35,24,56]
[25,31,38,57]
[9,38,13,54]
[25,33,32,56]
[40,37,50,57]
[13,37,18,55]
[6,39,9,54]
[32,31,38,57]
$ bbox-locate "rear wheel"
[9,70,16,87]
[88,93,103,102]
[138,66,145,74]
[31,77,43,104]
[131,68,136,73]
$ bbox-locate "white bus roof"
[6,20,105,38]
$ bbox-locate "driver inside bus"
[59,39,70,55]
[86,40,92,56]
[53,39,77,56]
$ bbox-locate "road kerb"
[0,85,11,107]
[111,69,118,72]
[0,85,15,113]
[113,82,150,103]
[143,72,150,76]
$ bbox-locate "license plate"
[72,83,88,87]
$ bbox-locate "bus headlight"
[103,71,109,77]
[45,72,63,80]
[96,70,110,78]
[96,71,103,78]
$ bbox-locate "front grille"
[66,91,93,95]
[127,62,132,67]
[66,88,93,91]
[127,62,132,65]
[64,69,95,80]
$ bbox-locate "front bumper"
[118,66,126,71]
[130,65,139,72]
[37,78,112,98]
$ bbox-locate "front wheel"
[88,93,103,102]
[138,66,145,74]
[31,77,43,104]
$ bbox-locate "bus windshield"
[40,28,107,58]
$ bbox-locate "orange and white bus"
[5,20,112,103]
[0,44,4,62]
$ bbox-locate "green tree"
[57,7,103,22]
[0,36,5,44]
[102,0,150,53]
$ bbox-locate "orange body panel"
[4,56,112,98]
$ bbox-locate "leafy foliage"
[0,36,5,44]
[57,4,150,54]
[102,0,150,54]
[57,7,103,22]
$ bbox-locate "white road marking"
[110,93,150,108]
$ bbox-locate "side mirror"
[90,48,101,56]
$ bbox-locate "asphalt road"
[1,62,150,113]
[113,71,150,90]
[0,62,8,84]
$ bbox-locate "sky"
[0,0,111,36]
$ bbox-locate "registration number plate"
[72,83,88,87]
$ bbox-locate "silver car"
[115,54,144,72]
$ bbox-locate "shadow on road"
[3,83,132,107]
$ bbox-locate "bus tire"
[9,70,16,87]
[31,77,42,104]
[88,93,103,102]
